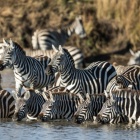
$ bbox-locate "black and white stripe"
[0,90,15,118]
[0,39,55,96]
[13,90,46,121]
[25,45,85,69]
[32,16,86,50]
[106,65,140,93]
[74,93,107,124]
[46,46,117,95]
[39,87,82,121]
[97,88,140,124]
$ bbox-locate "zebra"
[12,89,46,121]
[97,88,140,124]
[32,16,86,50]
[39,87,83,122]
[128,49,140,65]
[106,65,140,93]
[0,90,15,118]
[24,45,85,69]
[74,93,107,124]
[0,39,55,97]
[46,45,117,96]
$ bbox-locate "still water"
[0,69,140,140]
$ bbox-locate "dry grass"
[0,0,139,64]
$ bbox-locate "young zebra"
[128,49,140,65]
[32,16,86,50]
[24,45,85,69]
[97,88,140,124]
[74,93,107,124]
[46,45,117,96]
[106,65,140,93]
[13,89,46,121]
[0,39,55,97]
[39,88,83,122]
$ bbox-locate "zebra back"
[24,45,85,69]
[32,16,86,50]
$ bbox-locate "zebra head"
[0,39,25,70]
[73,16,86,38]
[39,92,55,122]
[46,45,75,75]
[96,93,119,124]
[74,93,90,124]
[13,91,30,121]
[128,49,140,65]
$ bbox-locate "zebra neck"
[60,65,76,76]
[13,53,27,65]
[60,67,78,85]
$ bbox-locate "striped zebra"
[128,49,140,65]
[24,45,85,69]
[74,93,107,124]
[13,89,46,121]
[97,88,140,124]
[32,16,86,50]
[0,90,15,118]
[46,45,117,95]
[13,86,72,121]
[0,39,55,97]
[39,87,82,121]
[106,65,140,93]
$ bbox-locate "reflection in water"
[0,69,140,140]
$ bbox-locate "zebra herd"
[0,16,140,125]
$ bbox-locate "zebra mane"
[13,41,26,55]
[63,48,75,66]
[112,89,140,98]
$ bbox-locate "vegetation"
[0,0,140,64]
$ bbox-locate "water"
[0,69,140,140]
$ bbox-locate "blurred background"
[0,0,140,65]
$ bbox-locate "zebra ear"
[110,94,115,103]
[52,45,58,53]
[9,38,14,49]
[86,93,90,102]
[3,38,10,47]
[77,93,84,103]
[104,90,109,98]
[59,45,64,54]
[129,49,135,56]
[42,92,48,101]
[66,84,74,91]
[11,90,18,100]
[24,91,30,101]
[128,84,133,89]
[49,92,54,102]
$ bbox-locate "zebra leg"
[15,82,23,97]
